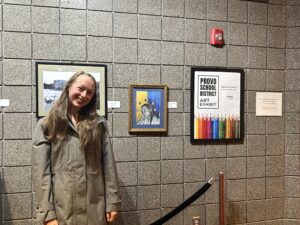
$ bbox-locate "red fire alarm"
[210,28,224,47]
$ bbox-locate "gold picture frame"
[128,84,168,133]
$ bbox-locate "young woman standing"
[32,71,121,225]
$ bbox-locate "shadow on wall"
[1,178,33,224]
[115,211,140,225]
[114,181,141,225]
[0,174,2,224]
[227,202,244,224]
[2,179,13,223]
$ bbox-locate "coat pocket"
[53,173,74,224]
[87,170,105,202]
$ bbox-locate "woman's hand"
[106,211,117,222]
[44,219,58,225]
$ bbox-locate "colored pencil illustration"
[194,114,240,139]
[212,116,219,139]
[207,116,213,139]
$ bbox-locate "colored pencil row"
[194,115,240,139]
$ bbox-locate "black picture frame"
[35,62,107,118]
[190,67,244,143]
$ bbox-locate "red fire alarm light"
[210,28,224,47]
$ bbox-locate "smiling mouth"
[76,97,86,103]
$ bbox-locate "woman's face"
[68,75,95,112]
[141,105,152,117]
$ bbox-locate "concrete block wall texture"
[285,1,300,225]
[0,0,298,225]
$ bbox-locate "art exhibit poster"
[192,69,243,141]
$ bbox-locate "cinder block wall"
[284,1,300,225]
[0,0,298,225]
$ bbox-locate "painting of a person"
[137,102,160,125]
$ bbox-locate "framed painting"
[128,84,168,133]
[191,67,244,142]
[36,62,107,118]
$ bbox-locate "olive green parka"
[32,117,121,225]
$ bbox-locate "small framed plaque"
[256,92,282,116]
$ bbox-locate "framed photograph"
[191,67,244,142]
[128,84,168,133]
[36,62,107,118]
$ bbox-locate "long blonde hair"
[43,71,101,150]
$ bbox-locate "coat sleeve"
[101,120,122,212]
[32,119,56,222]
